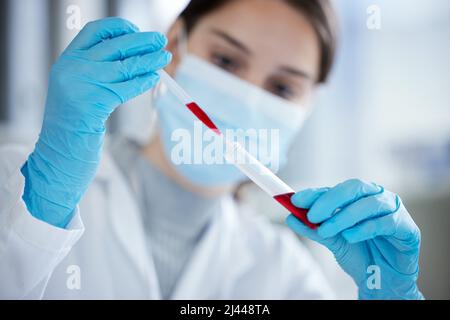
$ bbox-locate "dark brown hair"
[179,0,338,83]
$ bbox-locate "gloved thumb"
[286,214,345,255]
[285,214,323,242]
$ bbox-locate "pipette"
[157,70,318,229]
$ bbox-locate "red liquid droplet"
[274,192,318,230]
[186,102,221,135]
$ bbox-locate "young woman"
[0,0,423,299]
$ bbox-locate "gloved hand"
[285,179,424,299]
[21,17,172,228]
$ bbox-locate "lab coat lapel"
[96,152,161,298]
[172,197,253,299]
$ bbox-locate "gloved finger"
[307,179,383,224]
[82,32,168,61]
[342,197,421,250]
[76,50,172,83]
[341,213,399,244]
[290,187,330,209]
[66,17,139,52]
[317,188,399,238]
[101,71,160,104]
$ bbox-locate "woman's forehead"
[188,0,320,78]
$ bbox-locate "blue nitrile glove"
[285,179,424,299]
[21,18,172,228]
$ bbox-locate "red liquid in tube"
[186,102,221,135]
[185,102,317,229]
[273,192,318,229]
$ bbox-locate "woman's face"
[167,0,321,106]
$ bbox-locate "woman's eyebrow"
[279,66,314,80]
[210,28,252,55]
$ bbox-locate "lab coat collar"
[171,196,254,299]
[97,150,254,299]
[97,151,161,298]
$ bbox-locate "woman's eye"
[211,53,239,72]
[270,82,295,100]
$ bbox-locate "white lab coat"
[0,144,334,299]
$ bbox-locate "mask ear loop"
[176,21,189,58]
[147,82,161,143]
[150,21,189,129]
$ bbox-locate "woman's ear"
[164,19,185,75]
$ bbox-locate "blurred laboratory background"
[0,0,449,299]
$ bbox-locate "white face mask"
[155,54,312,187]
